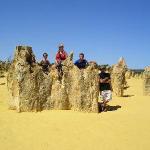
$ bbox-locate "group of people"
[39,43,88,73]
[39,43,112,112]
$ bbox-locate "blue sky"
[0,0,150,69]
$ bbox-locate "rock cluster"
[7,46,99,113]
[111,57,127,97]
[143,66,150,96]
[125,70,132,79]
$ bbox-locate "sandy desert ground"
[0,76,150,150]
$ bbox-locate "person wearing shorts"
[99,66,112,112]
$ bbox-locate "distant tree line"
[0,58,12,72]
[130,69,144,75]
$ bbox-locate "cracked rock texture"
[143,66,150,96]
[7,46,99,113]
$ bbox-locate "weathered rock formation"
[0,61,5,77]
[7,46,99,113]
[111,57,127,97]
[125,70,132,79]
[143,66,150,96]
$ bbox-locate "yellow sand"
[0,76,150,150]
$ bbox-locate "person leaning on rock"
[74,53,88,69]
[39,52,50,74]
[99,66,112,112]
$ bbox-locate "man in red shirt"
[55,43,68,80]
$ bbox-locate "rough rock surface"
[143,66,150,96]
[7,46,99,113]
[125,69,133,79]
[111,57,127,97]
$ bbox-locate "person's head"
[58,43,64,52]
[43,53,48,60]
[101,66,106,72]
[79,53,84,61]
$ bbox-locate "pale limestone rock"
[143,66,150,96]
[111,57,127,97]
[7,46,99,113]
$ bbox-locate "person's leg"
[55,63,63,80]
[101,90,112,112]
[103,100,109,112]
[103,91,112,111]
[100,91,105,111]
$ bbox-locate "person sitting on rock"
[55,43,68,79]
[99,66,112,112]
[55,43,68,64]
[39,53,50,74]
[74,53,88,69]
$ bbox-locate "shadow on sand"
[107,105,121,111]
[124,86,130,90]
[98,102,121,113]
[0,83,6,85]
[123,95,134,97]
[0,75,5,78]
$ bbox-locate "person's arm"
[38,60,43,66]
[99,74,105,83]
[105,74,111,83]
[107,74,113,91]
[99,75,110,83]
[86,60,89,66]
[61,51,68,59]
[105,79,111,83]
[100,78,107,83]
[48,60,51,66]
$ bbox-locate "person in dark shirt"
[39,53,50,74]
[99,66,112,112]
[74,53,88,69]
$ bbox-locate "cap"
[58,43,64,48]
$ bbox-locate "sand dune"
[0,76,150,150]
